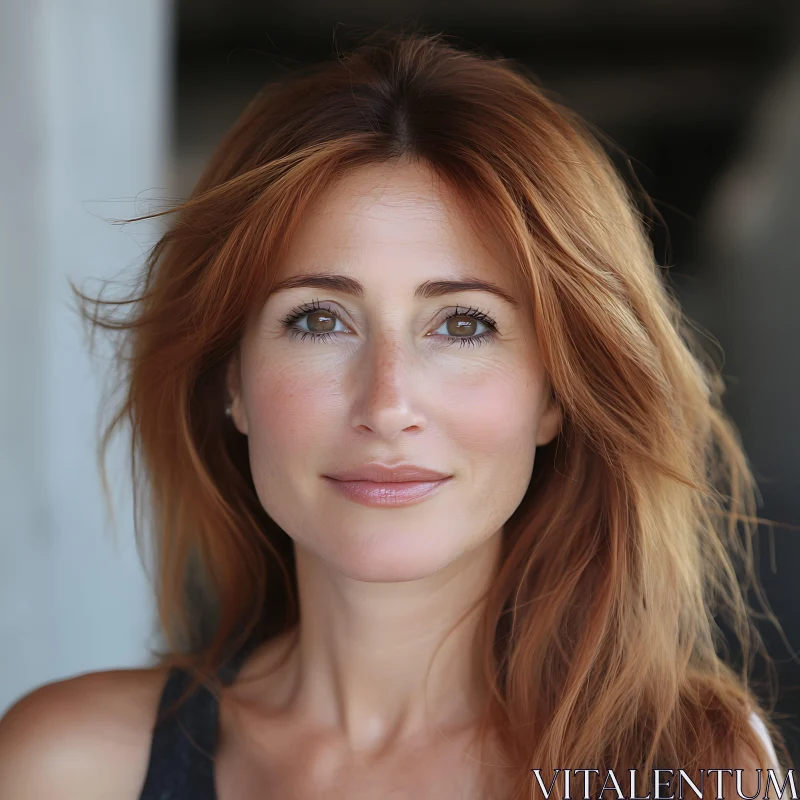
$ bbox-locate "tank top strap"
[138,642,257,800]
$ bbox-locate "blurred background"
[1,0,798,765]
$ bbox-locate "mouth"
[322,476,452,508]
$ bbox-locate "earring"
[224,403,233,418]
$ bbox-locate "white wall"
[0,1,173,714]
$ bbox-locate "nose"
[348,333,427,440]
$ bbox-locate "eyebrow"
[269,273,520,309]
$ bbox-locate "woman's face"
[228,160,561,582]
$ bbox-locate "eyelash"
[280,299,499,348]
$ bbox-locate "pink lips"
[323,462,453,508]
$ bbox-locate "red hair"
[75,29,790,799]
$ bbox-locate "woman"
[0,30,789,800]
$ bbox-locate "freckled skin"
[228,160,561,583]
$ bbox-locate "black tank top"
[137,644,254,800]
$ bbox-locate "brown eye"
[431,306,498,348]
[307,310,336,332]
[282,302,497,348]
[445,317,478,337]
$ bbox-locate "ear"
[535,384,562,447]
[225,350,249,436]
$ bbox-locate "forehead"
[274,160,513,291]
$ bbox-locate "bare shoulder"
[0,666,168,800]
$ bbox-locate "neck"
[279,531,502,752]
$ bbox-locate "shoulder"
[747,709,781,771]
[721,710,783,800]
[0,666,169,800]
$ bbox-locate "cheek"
[442,366,542,536]
[240,357,344,531]
[245,362,342,452]
[438,364,540,457]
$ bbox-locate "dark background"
[173,0,800,766]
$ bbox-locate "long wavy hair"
[76,28,791,799]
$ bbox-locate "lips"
[323,462,453,508]
[325,463,452,483]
